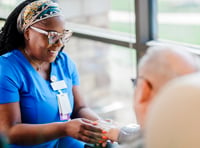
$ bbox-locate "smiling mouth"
[48,50,59,54]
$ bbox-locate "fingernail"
[93,121,98,125]
[102,130,107,134]
[102,136,108,140]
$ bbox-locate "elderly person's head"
[134,45,200,128]
[145,72,200,148]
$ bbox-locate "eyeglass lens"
[48,31,72,44]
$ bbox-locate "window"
[110,0,135,35]
[66,37,137,125]
[158,0,200,45]
[0,18,5,28]
[0,0,19,18]
[59,0,135,35]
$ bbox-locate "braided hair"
[0,0,36,56]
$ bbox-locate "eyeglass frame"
[29,26,72,45]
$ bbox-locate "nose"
[53,39,64,47]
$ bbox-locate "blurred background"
[0,0,200,126]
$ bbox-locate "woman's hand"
[65,118,104,144]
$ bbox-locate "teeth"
[49,50,58,54]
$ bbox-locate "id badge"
[51,80,67,91]
[57,93,72,120]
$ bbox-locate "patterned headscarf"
[17,0,61,33]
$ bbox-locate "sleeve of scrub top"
[0,59,20,103]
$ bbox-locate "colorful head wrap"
[17,0,62,33]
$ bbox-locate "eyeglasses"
[131,76,153,89]
[131,78,137,87]
[30,26,72,45]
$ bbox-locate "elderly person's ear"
[135,79,152,104]
[134,78,153,126]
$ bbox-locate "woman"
[0,0,104,147]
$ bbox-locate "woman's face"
[25,16,66,63]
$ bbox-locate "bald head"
[138,45,200,93]
[134,45,200,127]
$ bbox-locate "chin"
[47,57,57,63]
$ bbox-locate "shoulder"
[56,51,77,70]
[0,50,22,83]
[57,51,74,63]
[56,51,75,65]
[0,49,20,64]
[0,51,16,71]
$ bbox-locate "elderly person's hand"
[93,119,120,147]
[65,118,104,144]
[96,119,120,142]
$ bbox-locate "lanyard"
[50,75,72,120]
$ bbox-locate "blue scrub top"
[0,49,85,148]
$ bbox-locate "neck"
[23,49,45,71]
